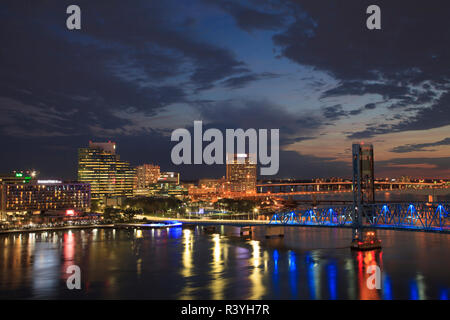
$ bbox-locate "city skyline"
[2,139,447,183]
[1,0,449,304]
[0,0,449,180]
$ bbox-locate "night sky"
[0,0,449,180]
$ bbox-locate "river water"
[0,225,448,299]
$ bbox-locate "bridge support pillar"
[240,226,252,237]
[351,143,381,250]
[203,226,216,233]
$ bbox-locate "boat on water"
[350,230,382,250]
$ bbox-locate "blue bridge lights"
[407,204,418,220]
[269,202,449,232]
[436,204,447,217]
[273,250,279,274]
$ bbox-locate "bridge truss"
[269,202,449,232]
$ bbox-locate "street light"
[253,207,259,220]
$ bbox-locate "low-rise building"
[0,180,91,217]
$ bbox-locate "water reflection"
[209,234,227,300]
[272,250,280,298]
[168,227,182,239]
[305,252,321,299]
[288,251,298,298]
[0,227,448,299]
[179,229,194,299]
[273,250,279,274]
[62,231,75,280]
[440,288,448,300]
[410,273,427,300]
[354,250,381,300]
[344,258,357,299]
[33,234,60,297]
[182,229,193,277]
[327,261,337,300]
[249,240,265,299]
[382,274,392,300]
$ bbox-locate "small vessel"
[351,230,382,250]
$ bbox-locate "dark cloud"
[322,82,410,100]
[272,0,450,139]
[346,103,377,116]
[378,157,450,169]
[206,0,288,32]
[0,130,181,180]
[322,104,347,121]
[221,72,281,89]
[281,136,316,145]
[390,137,450,153]
[193,99,322,146]
[276,150,351,179]
[387,90,438,110]
[0,0,249,136]
[349,109,363,116]
[348,91,450,139]
[274,0,450,83]
[376,156,450,177]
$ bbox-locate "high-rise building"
[135,164,160,191]
[78,141,135,200]
[226,153,257,194]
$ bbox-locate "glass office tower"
[78,141,135,200]
[226,153,257,194]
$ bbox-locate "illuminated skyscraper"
[226,153,257,194]
[78,141,135,200]
[134,164,160,195]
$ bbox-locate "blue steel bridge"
[269,202,450,233]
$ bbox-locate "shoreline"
[0,224,114,235]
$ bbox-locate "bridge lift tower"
[351,143,381,250]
